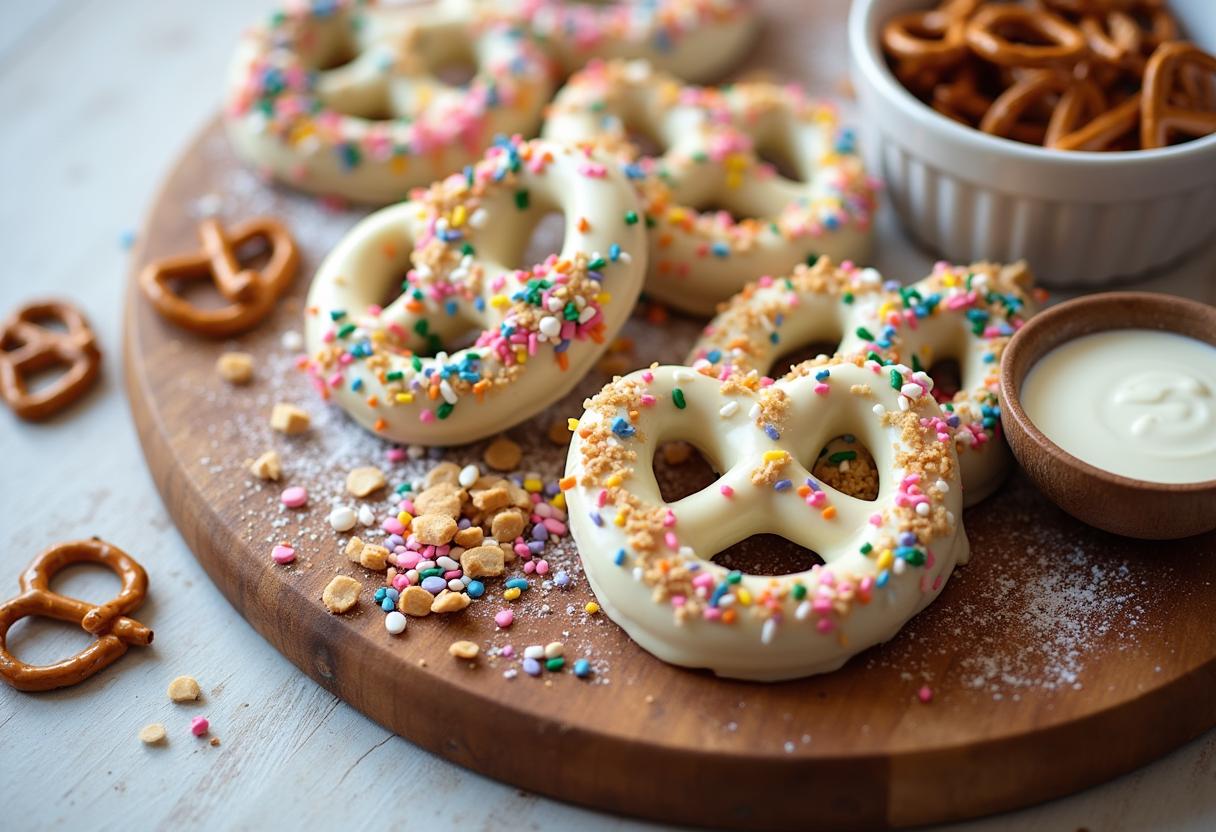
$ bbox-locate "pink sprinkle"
[399,551,422,570]
[420,410,436,423]
[443,570,462,580]
[190,717,209,737]
[271,544,296,565]
[501,644,514,658]
[280,486,308,508]
[393,574,410,590]
[386,447,406,462]
[542,518,567,536]
[536,559,550,575]
[869,513,883,526]
[524,560,536,574]
[918,685,934,703]
[514,542,531,558]
[642,371,654,383]
[816,617,835,634]
[813,383,830,395]
[720,485,734,498]
[703,607,723,620]
[664,531,678,550]
[382,518,406,535]
[495,609,514,628]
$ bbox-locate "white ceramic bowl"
[849,0,1216,288]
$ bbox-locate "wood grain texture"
[123,110,1216,829]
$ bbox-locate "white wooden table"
[2,1,1213,829]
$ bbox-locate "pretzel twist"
[0,539,152,692]
[965,5,1088,68]
[0,300,101,421]
[139,217,299,338]
[1141,41,1216,149]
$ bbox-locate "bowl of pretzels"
[849,0,1216,287]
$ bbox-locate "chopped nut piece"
[216,352,254,384]
[322,575,361,613]
[449,640,480,659]
[412,513,457,545]
[345,466,386,497]
[471,485,510,512]
[454,526,484,548]
[413,483,464,518]
[139,723,167,745]
[483,436,522,471]
[270,403,310,434]
[167,675,201,702]
[506,482,532,510]
[397,586,434,617]
[424,461,461,489]
[490,509,525,542]
[431,589,471,613]
[248,450,281,481]
[358,543,389,571]
[344,537,365,563]
[460,545,505,578]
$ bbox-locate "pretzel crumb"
[345,466,386,497]
[139,723,167,745]
[216,352,254,384]
[431,589,472,613]
[322,575,361,613]
[449,640,480,660]
[167,675,201,702]
[483,436,523,471]
[358,543,389,571]
[270,403,310,434]
[398,585,434,617]
[460,545,506,578]
[412,513,457,545]
[248,450,282,481]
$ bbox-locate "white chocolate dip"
[1022,329,1216,484]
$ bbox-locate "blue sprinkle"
[764,424,780,441]
[609,243,621,261]
[385,588,400,602]
[505,578,529,590]
[614,548,627,566]
[374,587,387,602]
[815,369,830,381]
[591,511,604,527]
[612,417,636,439]
[527,540,544,555]
[523,657,542,676]
[573,659,592,678]
[466,580,485,599]
[554,571,571,588]
[876,570,891,588]
[710,241,730,258]
[380,597,395,612]
[707,349,722,363]
[774,479,792,491]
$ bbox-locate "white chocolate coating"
[689,259,1040,506]
[1023,329,1216,484]
[226,1,554,204]
[564,359,968,681]
[305,138,647,445]
[543,60,877,315]
[450,0,757,81]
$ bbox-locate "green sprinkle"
[727,570,742,585]
[460,242,475,257]
[672,388,686,409]
[329,309,346,321]
[842,292,854,305]
[855,326,875,341]
[903,549,927,567]
[791,583,807,600]
[806,253,820,266]
[385,370,404,381]
[437,402,454,420]
[395,483,412,494]
[545,657,566,672]
[889,369,902,390]
[413,319,429,336]
[866,350,885,365]
[828,450,857,464]
[624,210,638,225]
[860,542,873,555]
[588,256,607,270]
[514,189,530,210]
[337,323,356,339]
[911,354,924,373]
[420,568,443,578]
[411,356,423,372]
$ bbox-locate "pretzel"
[0,300,101,421]
[965,5,1088,68]
[980,69,1106,146]
[563,358,969,680]
[1052,91,1142,149]
[1141,41,1216,149]
[0,539,152,692]
[689,257,1040,506]
[1080,10,1145,70]
[882,9,970,70]
[304,137,647,446]
[542,60,877,315]
[139,217,299,338]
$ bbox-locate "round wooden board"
[124,25,1216,832]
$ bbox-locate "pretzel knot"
[965,5,1086,68]
[0,539,152,692]
[139,217,299,338]
[0,300,101,421]
[1141,41,1216,150]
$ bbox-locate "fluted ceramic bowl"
[849,0,1216,288]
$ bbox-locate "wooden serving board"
[124,7,1216,829]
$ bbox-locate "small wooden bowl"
[1000,292,1216,540]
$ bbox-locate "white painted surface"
[1,1,1213,830]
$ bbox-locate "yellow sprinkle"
[736,589,752,606]
[370,330,387,343]
[523,478,543,493]
[503,587,521,601]
[550,493,566,511]
[451,205,467,227]
[876,549,894,570]
[613,512,625,527]
[605,474,623,488]
[489,294,510,309]
[397,511,412,525]
[762,450,789,462]
[389,155,407,176]
[567,418,579,431]
[595,292,611,305]
[394,392,414,403]
[585,602,600,614]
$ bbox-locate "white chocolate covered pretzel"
[563,357,968,681]
[453,0,757,82]
[305,137,647,445]
[226,0,555,204]
[689,258,1041,505]
[543,60,877,315]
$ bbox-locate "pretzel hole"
[770,340,843,377]
[624,119,669,159]
[514,209,567,272]
[811,435,880,502]
[986,20,1061,49]
[4,617,99,668]
[711,534,826,576]
[654,441,721,503]
[754,134,805,184]
[926,357,963,401]
[21,313,69,334]
[16,362,77,395]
